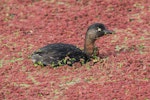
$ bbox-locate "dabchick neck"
[84,37,95,57]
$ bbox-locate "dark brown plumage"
[31,23,112,67]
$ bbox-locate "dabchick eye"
[97,27,101,31]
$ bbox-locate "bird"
[31,23,113,67]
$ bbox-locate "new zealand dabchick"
[31,23,113,67]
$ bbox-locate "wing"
[31,43,88,66]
